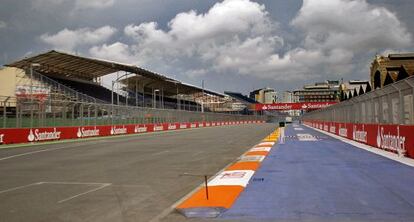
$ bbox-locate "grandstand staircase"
[31,71,106,104]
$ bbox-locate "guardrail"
[303,75,414,125]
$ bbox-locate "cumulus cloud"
[40,26,117,51]
[89,42,136,63]
[90,0,412,82]
[292,0,412,52]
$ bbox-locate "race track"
[0,124,276,222]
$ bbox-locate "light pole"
[201,80,205,113]
[153,89,159,108]
[29,63,41,128]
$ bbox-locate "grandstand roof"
[6,50,170,81]
[6,50,225,97]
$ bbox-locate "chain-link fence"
[0,96,265,129]
[302,76,414,125]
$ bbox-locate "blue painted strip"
[221,124,414,221]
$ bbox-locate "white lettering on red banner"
[0,134,4,144]
[168,125,177,130]
[154,125,163,131]
[329,125,336,133]
[180,124,187,129]
[110,126,127,135]
[28,128,61,142]
[77,127,99,138]
[256,102,337,111]
[353,125,367,143]
[338,126,347,137]
[377,126,406,155]
[134,126,147,133]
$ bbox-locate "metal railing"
[0,96,265,129]
[31,70,104,104]
[302,75,414,125]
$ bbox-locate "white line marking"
[296,133,318,141]
[0,182,42,194]
[304,125,414,167]
[294,127,304,131]
[0,143,90,161]
[57,183,111,204]
[41,181,110,186]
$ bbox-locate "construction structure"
[340,80,371,101]
[371,53,414,89]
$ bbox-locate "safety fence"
[302,75,414,125]
[0,96,265,129]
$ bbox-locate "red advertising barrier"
[255,102,337,111]
[0,120,265,145]
[304,120,414,159]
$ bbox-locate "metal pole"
[135,78,138,107]
[201,80,204,113]
[126,72,128,107]
[204,175,209,200]
[30,66,34,128]
[116,72,120,105]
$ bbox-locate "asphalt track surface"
[0,124,276,222]
[221,124,414,222]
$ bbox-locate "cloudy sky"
[0,0,413,94]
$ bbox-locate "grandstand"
[2,50,240,109]
[0,50,260,128]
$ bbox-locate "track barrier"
[0,120,266,145]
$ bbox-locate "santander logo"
[77,127,99,138]
[352,125,367,143]
[376,126,406,155]
[180,124,187,129]
[154,125,164,131]
[110,126,127,135]
[0,133,4,144]
[28,128,61,142]
[338,125,347,137]
[168,124,177,130]
[134,125,147,133]
[329,125,336,133]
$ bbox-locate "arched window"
[374,70,381,89]
[384,73,394,86]
[396,66,409,81]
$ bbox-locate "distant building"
[371,53,414,89]
[279,91,292,103]
[293,80,341,103]
[249,87,277,104]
